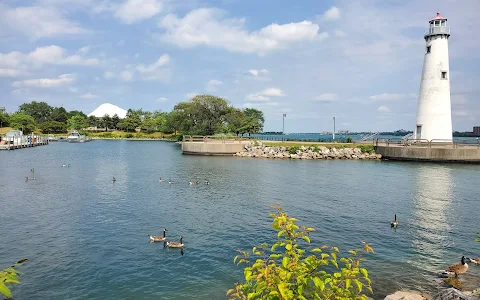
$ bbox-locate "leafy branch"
[0,259,28,299]
[227,204,373,299]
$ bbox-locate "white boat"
[67,131,92,143]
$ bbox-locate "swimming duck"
[112,177,116,182]
[189,181,198,185]
[25,176,36,181]
[443,256,469,277]
[168,179,174,184]
[159,177,165,182]
[149,229,167,242]
[205,180,209,185]
[391,214,398,228]
[166,236,184,248]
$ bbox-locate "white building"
[414,12,452,141]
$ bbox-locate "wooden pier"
[0,135,49,150]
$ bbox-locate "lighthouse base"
[374,144,480,163]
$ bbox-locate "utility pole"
[282,114,286,142]
[333,117,336,141]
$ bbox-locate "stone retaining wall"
[235,142,381,160]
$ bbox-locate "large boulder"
[385,290,431,300]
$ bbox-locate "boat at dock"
[67,131,92,143]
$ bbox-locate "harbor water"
[0,141,479,299]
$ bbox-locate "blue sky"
[0,0,478,132]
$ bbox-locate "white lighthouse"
[414,12,452,141]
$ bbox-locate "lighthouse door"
[416,125,422,139]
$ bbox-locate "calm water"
[0,141,479,299]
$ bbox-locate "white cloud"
[245,87,285,102]
[314,93,338,102]
[27,45,99,67]
[120,71,133,81]
[78,46,90,55]
[206,79,223,91]
[79,93,98,99]
[261,88,285,97]
[247,68,270,81]
[334,30,345,37]
[244,102,279,108]
[377,105,391,112]
[115,0,163,24]
[136,54,170,72]
[158,8,327,54]
[12,74,74,88]
[0,68,22,77]
[323,6,340,21]
[0,6,89,39]
[369,93,415,101]
[245,94,270,101]
[104,71,115,79]
[156,97,168,102]
[186,92,198,99]
[454,111,469,117]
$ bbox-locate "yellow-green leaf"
[313,277,325,291]
[302,236,311,243]
[355,280,364,292]
[248,292,256,299]
[0,282,12,297]
[286,244,292,251]
[282,256,289,268]
[361,268,368,278]
[278,282,289,299]
[345,279,351,289]
[312,248,322,253]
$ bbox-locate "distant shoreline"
[90,137,176,142]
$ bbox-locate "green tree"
[0,112,10,127]
[228,204,374,300]
[172,95,231,135]
[111,114,120,130]
[49,107,69,123]
[0,259,28,299]
[88,115,99,128]
[243,108,265,136]
[18,101,53,124]
[68,110,88,119]
[101,114,113,131]
[39,121,68,133]
[225,108,246,136]
[67,115,88,130]
[9,113,36,133]
[118,109,141,132]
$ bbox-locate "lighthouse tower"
[414,12,452,141]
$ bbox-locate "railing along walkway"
[374,138,480,148]
[182,135,251,144]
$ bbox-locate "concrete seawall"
[375,145,480,163]
[182,141,248,155]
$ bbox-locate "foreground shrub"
[288,146,299,155]
[227,204,373,300]
[0,259,27,298]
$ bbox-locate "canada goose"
[469,257,480,265]
[189,181,198,185]
[443,256,469,277]
[166,236,184,248]
[112,177,116,182]
[149,229,167,242]
[159,177,165,182]
[168,179,174,184]
[391,214,398,228]
[205,180,209,185]
[30,168,35,173]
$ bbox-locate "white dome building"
[88,103,127,119]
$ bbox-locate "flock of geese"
[148,229,184,248]
[391,214,479,277]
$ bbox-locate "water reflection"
[411,165,453,270]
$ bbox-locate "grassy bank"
[85,131,178,140]
[262,141,375,153]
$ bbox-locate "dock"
[0,134,49,150]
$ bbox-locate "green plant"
[227,204,374,300]
[0,259,28,298]
[357,145,374,153]
[124,133,133,138]
[312,145,320,153]
[476,232,480,242]
[345,137,353,143]
[288,146,299,155]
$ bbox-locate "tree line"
[0,95,265,136]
